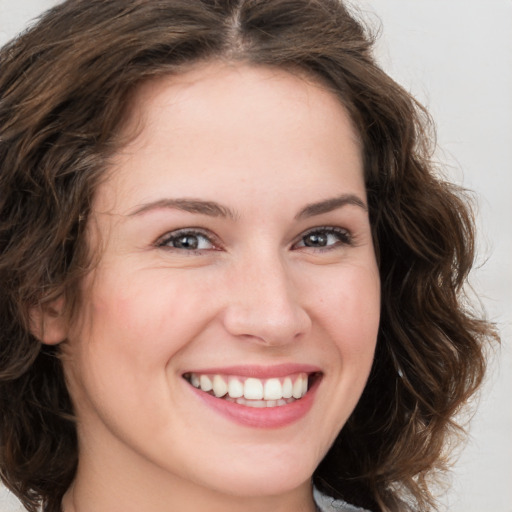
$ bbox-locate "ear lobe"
[29,297,68,345]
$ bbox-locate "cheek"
[314,263,380,394]
[63,275,189,407]
[62,272,212,426]
[82,269,210,358]
[313,263,380,343]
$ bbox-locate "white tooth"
[282,377,293,398]
[191,374,200,388]
[232,397,290,408]
[212,375,227,397]
[264,378,283,400]
[199,375,213,392]
[292,376,303,399]
[301,373,308,395]
[228,377,244,398]
[246,400,266,408]
[244,378,263,399]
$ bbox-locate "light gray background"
[1,1,510,511]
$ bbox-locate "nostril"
[222,302,312,347]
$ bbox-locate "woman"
[0,1,497,511]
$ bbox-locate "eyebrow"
[128,193,367,220]
[128,198,238,219]
[295,194,368,219]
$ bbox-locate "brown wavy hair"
[0,1,497,511]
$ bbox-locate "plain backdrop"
[1,1,511,511]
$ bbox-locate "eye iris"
[174,234,198,249]
[304,232,328,247]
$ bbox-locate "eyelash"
[156,226,353,253]
[156,229,220,253]
[293,226,353,251]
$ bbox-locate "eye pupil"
[303,232,327,247]
[174,235,198,249]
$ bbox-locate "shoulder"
[313,487,373,512]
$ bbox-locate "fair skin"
[41,62,380,512]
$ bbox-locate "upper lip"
[182,363,322,379]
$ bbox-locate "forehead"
[121,61,360,148]
[98,61,364,215]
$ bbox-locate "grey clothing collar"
[313,487,372,512]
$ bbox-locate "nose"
[221,254,312,346]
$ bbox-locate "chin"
[195,448,318,498]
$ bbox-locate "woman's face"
[62,62,380,503]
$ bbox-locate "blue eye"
[295,227,351,249]
[158,230,215,251]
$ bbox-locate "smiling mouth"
[183,372,321,408]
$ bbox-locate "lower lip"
[188,376,321,428]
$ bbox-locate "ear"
[29,296,68,345]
